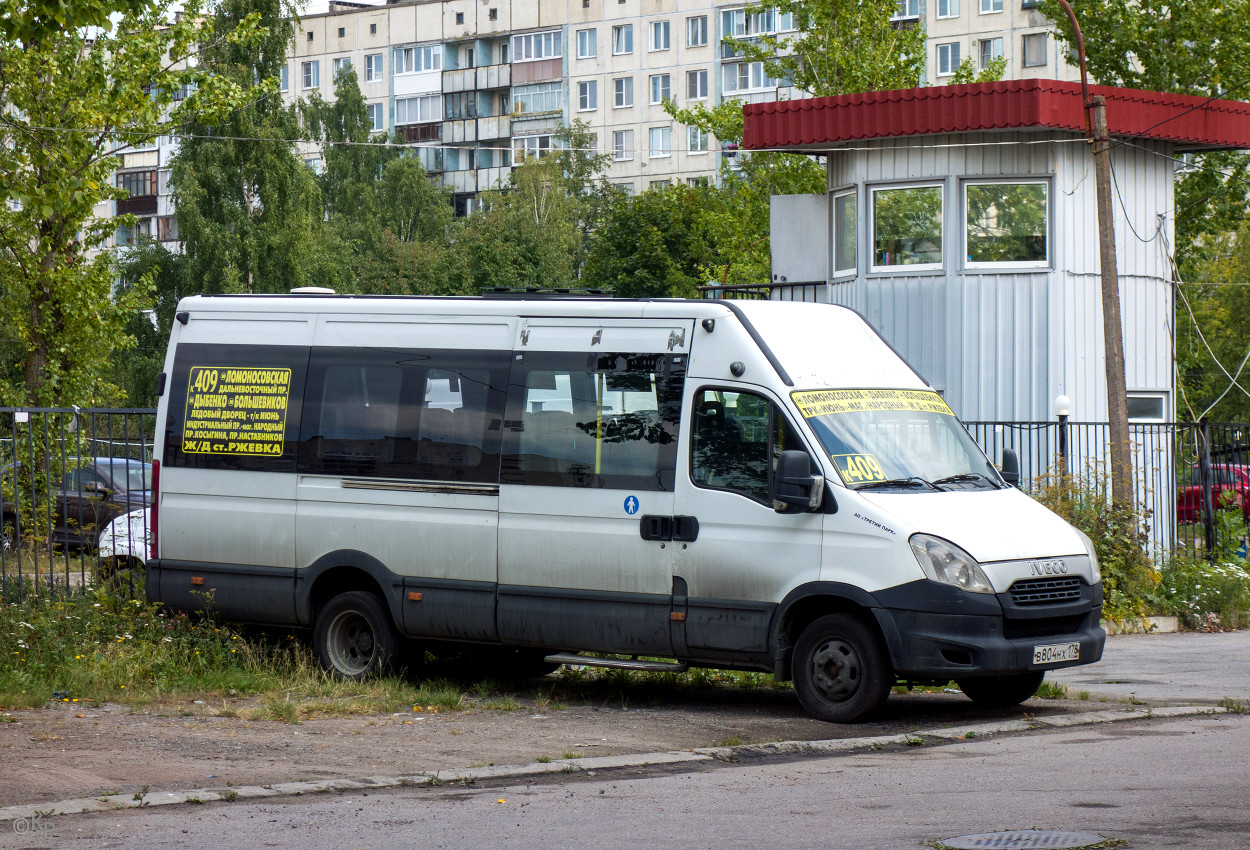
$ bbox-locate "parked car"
[97,508,149,578]
[1176,464,1250,523]
[1,457,152,551]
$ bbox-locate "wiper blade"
[854,477,940,492]
[931,472,1001,489]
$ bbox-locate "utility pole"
[1054,0,1133,509]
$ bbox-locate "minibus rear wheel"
[792,614,892,723]
[315,591,401,680]
[956,671,1045,707]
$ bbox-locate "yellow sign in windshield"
[792,389,953,418]
[182,366,292,456]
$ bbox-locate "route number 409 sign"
[182,366,292,456]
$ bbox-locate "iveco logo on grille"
[1029,559,1068,576]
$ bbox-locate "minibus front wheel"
[792,613,893,723]
[314,591,402,680]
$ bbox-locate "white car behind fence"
[97,509,149,576]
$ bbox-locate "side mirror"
[84,481,113,499]
[773,450,824,513]
[1001,448,1020,487]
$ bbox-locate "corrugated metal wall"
[771,131,1175,425]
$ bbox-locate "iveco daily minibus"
[147,295,1104,722]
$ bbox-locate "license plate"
[1033,642,1080,665]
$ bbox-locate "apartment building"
[106,0,1074,244]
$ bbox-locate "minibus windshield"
[791,389,1001,491]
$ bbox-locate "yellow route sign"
[832,454,887,483]
[182,366,292,456]
[791,389,953,418]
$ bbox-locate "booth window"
[964,181,1048,267]
[833,189,857,276]
[871,185,943,271]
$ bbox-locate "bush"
[1031,466,1159,621]
[1150,557,1250,630]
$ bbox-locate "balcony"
[441,166,511,194]
[397,122,441,144]
[116,195,158,216]
[443,63,511,93]
[442,115,511,144]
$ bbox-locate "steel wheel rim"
[810,637,863,702]
[326,610,376,676]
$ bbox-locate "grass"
[0,579,787,719]
[1035,681,1069,700]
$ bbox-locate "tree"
[171,0,328,297]
[0,0,257,405]
[584,185,713,298]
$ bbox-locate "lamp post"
[1056,394,1071,479]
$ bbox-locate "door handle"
[672,516,699,542]
[639,515,673,541]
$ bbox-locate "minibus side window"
[164,343,308,472]
[501,352,684,491]
[298,348,507,482]
[690,388,800,504]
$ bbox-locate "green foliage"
[0,0,257,405]
[730,0,925,98]
[583,185,712,297]
[1031,466,1160,620]
[171,0,325,296]
[1152,557,1250,631]
[947,56,1007,85]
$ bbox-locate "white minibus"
[148,295,1104,722]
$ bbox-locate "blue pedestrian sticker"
[623,495,640,515]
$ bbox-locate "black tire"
[957,671,1045,707]
[314,591,402,680]
[792,613,893,723]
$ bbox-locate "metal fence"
[1,408,155,603]
[3,406,1246,603]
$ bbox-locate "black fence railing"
[3,407,1246,604]
[1,408,155,603]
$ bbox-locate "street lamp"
[1056,394,1071,478]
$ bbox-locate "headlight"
[1074,527,1101,585]
[909,534,994,594]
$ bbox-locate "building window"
[686,69,708,100]
[279,64,289,92]
[513,30,562,62]
[687,176,710,188]
[892,0,920,20]
[979,0,1003,11]
[370,23,376,34]
[513,82,563,114]
[332,57,351,76]
[688,126,708,153]
[157,216,177,242]
[117,170,157,197]
[937,0,959,17]
[687,15,708,47]
[937,43,961,77]
[577,80,597,111]
[871,185,943,270]
[489,8,497,20]
[514,134,555,161]
[1127,394,1166,422]
[833,190,857,275]
[445,91,477,119]
[613,77,633,108]
[455,12,464,24]
[301,61,319,89]
[649,20,670,51]
[337,27,345,38]
[395,94,441,124]
[649,73,670,104]
[613,129,633,161]
[367,102,384,132]
[364,53,383,82]
[979,37,1004,68]
[722,61,776,94]
[965,181,1048,266]
[577,27,596,58]
[649,179,671,190]
[394,45,441,74]
[307,31,313,42]
[612,24,633,55]
[1022,32,1047,67]
[721,8,787,37]
[649,126,671,157]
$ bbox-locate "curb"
[0,703,1225,824]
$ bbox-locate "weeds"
[1219,697,1249,714]
[1035,681,1069,700]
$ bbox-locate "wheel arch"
[771,582,903,681]
[297,550,405,630]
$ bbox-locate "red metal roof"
[742,79,1250,152]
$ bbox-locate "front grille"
[1003,614,1088,641]
[1009,576,1083,606]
